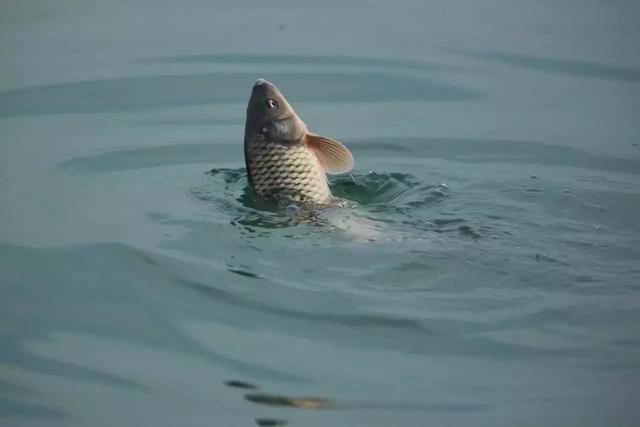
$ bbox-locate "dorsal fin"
[304,132,353,174]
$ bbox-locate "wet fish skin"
[243,79,353,205]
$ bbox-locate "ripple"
[0,71,482,118]
[447,48,640,82]
[351,137,640,175]
[61,142,237,173]
[329,172,420,205]
[194,168,301,230]
[181,279,428,331]
[152,53,452,72]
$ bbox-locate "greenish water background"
[1,1,639,426]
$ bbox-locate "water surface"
[2,1,640,426]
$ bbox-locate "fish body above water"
[244,79,353,205]
[245,139,332,204]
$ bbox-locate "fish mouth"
[251,79,282,100]
[253,78,276,90]
[253,79,280,93]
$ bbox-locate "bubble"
[286,204,301,215]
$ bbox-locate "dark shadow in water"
[151,53,453,72]
[447,48,640,82]
[0,71,482,118]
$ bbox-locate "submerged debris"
[223,380,259,390]
[255,418,288,426]
[245,393,339,409]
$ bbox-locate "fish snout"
[253,78,275,90]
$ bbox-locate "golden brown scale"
[244,79,353,206]
[246,139,331,203]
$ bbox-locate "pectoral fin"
[305,132,353,174]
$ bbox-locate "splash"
[190,168,485,241]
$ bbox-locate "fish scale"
[246,139,331,203]
[244,79,353,205]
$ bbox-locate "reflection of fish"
[244,79,353,205]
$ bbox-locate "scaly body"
[243,79,353,206]
[245,139,331,203]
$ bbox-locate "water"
[2,1,640,426]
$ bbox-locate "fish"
[244,79,353,206]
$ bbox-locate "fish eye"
[265,98,278,110]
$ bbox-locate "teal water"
[2,1,640,426]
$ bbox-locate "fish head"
[245,79,307,144]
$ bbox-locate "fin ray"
[305,133,353,174]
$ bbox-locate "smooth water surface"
[2,1,640,426]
